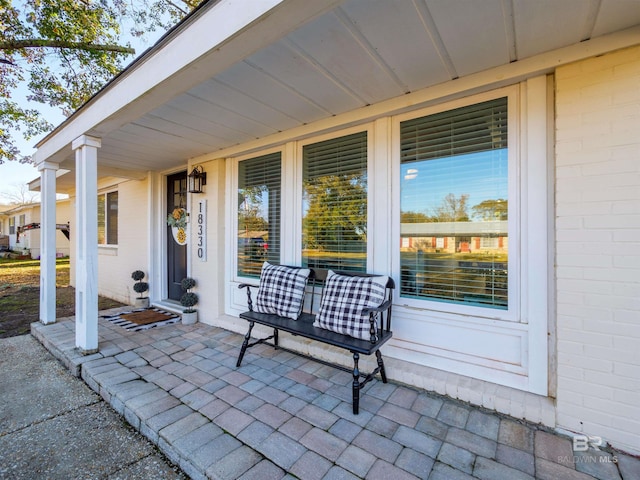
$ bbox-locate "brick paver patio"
[32,308,639,480]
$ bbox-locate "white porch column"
[72,135,101,354]
[38,161,59,324]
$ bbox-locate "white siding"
[70,177,150,305]
[555,45,640,455]
[99,178,150,304]
[190,159,227,321]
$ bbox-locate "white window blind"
[237,152,281,277]
[302,131,367,271]
[400,97,508,309]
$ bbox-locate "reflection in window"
[302,132,367,272]
[237,152,281,277]
[400,98,508,309]
[98,191,118,245]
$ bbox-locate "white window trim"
[228,146,285,283]
[391,86,521,323]
[294,124,375,270]
[387,81,549,394]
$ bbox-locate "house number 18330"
[196,200,207,261]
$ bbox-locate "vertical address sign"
[196,199,207,261]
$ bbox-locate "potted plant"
[131,270,150,308]
[180,277,198,324]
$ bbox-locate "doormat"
[102,308,180,332]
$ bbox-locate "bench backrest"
[303,268,395,332]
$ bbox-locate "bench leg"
[352,353,360,415]
[236,321,255,367]
[273,328,279,349]
[376,350,388,383]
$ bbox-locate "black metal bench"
[236,268,394,414]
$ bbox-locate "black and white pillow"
[314,270,388,340]
[255,262,311,320]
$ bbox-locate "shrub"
[180,277,198,313]
[131,270,145,281]
[131,270,148,298]
[181,277,196,291]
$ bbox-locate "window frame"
[98,189,118,246]
[392,86,521,322]
[231,147,285,282]
[235,150,283,279]
[295,125,375,270]
[299,129,370,272]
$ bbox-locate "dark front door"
[167,172,188,301]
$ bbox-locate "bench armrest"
[363,299,393,340]
[362,299,392,315]
[238,283,259,311]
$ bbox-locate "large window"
[237,152,281,277]
[399,97,509,309]
[98,191,118,245]
[302,131,368,271]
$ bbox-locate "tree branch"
[0,39,135,54]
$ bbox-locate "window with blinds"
[237,152,281,278]
[98,191,118,245]
[400,97,509,309]
[302,131,367,272]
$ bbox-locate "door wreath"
[167,208,188,245]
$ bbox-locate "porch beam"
[38,161,59,324]
[72,135,101,354]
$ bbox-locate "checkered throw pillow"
[255,262,311,320]
[314,270,388,340]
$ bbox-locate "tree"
[303,174,367,252]
[0,0,201,164]
[471,198,508,220]
[401,211,434,223]
[433,193,469,222]
[0,182,39,205]
[238,186,269,234]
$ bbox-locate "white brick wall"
[555,45,640,455]
[97,178,150,304]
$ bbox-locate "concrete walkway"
[27,308,639,480]
[0,334,187,479]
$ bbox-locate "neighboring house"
[0,200,71,258]
[30,0,640,456]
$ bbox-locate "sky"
[0,15,165,206]
[401,150,508,216]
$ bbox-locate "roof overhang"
[31,0,640,193]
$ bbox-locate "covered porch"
[30,314,634,480]
[31,0,640,351]
[28,0,640,458]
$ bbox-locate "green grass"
[0,257,70,268]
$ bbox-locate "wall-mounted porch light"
[188,165,207,193]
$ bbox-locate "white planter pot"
[134,298,150,309]
[182,311,198,325]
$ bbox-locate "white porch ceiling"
[35,0,640,192]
